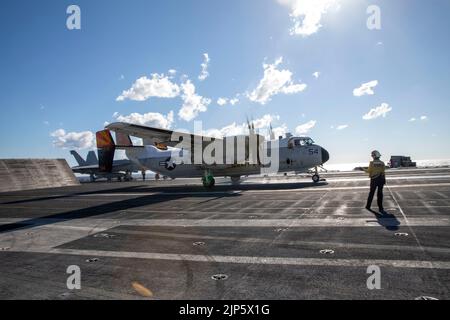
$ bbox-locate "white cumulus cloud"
[271,124,288,139]
[229,98,239,105]
[295,120,316,135]
[113,111,174,129]
[278,0,340,37]
[51,129,95,150]
[116,73,180,101]
[353,80,378,97]
[409,115,428,122]
[217,96,239,106]
[336,124,348,130]
[217,98,228,106]
[248,57,307,105]
[178,80,211,121]
[313,71,320,79]
[363,103,392,120]
[198,53,210,81]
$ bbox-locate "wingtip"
[105,122,127,130]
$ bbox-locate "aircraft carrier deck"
[0,167,449,300]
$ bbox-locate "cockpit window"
[291,138,314,147]
[288,137,315,149]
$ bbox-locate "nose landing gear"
[312,166,320,183]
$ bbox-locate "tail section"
[96,130,115,172]
[85,151,98,165]
[70,150,87,166]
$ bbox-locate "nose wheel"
[312,166,320,183]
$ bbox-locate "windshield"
[289,137,315,148]
[293,138,314,146]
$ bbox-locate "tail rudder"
[70,150,87,166]
[96,130,115,172]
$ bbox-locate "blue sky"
[1,0,449,166]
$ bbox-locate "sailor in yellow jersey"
[365,150,386,212]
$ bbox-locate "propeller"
[269,123,275,140]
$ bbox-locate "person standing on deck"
[365,150,386,212]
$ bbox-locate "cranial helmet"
[371,150,381,158]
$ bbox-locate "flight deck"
[0,167,449,299]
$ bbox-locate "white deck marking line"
[386,184,450,288]
[0,217,448,228]
[101,229,450,255]
[246,183,450,193]
[69,182,450,197]
[2,205,450,213]
[386,185,426,249]
[8,248,450,270]
[325,175,450,182]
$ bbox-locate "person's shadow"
[366,209,401,231]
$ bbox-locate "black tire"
[203,178,215,189]
[312,174,320,183]
[231,176,241,185]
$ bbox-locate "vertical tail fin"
[70,150,87,166]
[96,130,115,172]
[85,151,98,165]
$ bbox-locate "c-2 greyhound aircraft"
[97,122,330,188]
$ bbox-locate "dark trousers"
[367,176,385,210]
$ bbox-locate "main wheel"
[312,174,320,183]
[202,175,215,188]
[231,176,241,185]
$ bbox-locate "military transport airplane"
[96,122,330,188]
[70,150,146,182]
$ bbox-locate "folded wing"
[106,122,222,148]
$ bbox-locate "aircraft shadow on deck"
[0,181,327,234]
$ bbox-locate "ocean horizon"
[325,159,450,172]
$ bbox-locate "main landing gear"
[202,170,215,188]
[124,171,133,182]
[230,176,241,185]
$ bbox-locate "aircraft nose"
[321,147,330,164]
